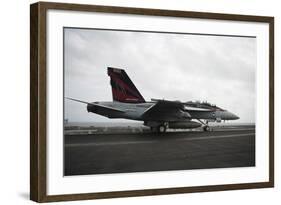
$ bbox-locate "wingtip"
[65,97,89,104]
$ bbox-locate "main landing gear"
[158,125,167,133]
[150,124,167,133]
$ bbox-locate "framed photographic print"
[30,1,274,202]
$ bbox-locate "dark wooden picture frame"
[30,1,274,202]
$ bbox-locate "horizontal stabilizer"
[88,103,125,113]
[66,97,125,113]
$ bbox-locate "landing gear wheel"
[158,125,166,133]
[203,126,210,132]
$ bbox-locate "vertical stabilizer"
[107,67,145,103]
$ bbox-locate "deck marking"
[65,133,254,148]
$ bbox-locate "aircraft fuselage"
[87,101,239,122]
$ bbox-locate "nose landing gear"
[203,125,210,131]
[197,119,212,132]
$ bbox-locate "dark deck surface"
[64,126,255,176]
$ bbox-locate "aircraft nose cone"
[232,113,239,120]
[225,111,239,120]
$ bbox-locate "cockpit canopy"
[185,100,224,111]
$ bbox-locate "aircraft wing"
[66,97,125,113]
[141,99,188,121]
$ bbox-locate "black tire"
[203,126,210,132]
[158,125,166,133]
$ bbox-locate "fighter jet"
[67,67,239,132]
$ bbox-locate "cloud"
[64,28,256,123]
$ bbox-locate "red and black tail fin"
[107,67,145,103]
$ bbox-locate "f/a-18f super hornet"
[67,67,239,132]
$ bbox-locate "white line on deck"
[65,133,255,148]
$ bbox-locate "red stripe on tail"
[107,67,145,103]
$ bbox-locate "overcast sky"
[64,28,256,123]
